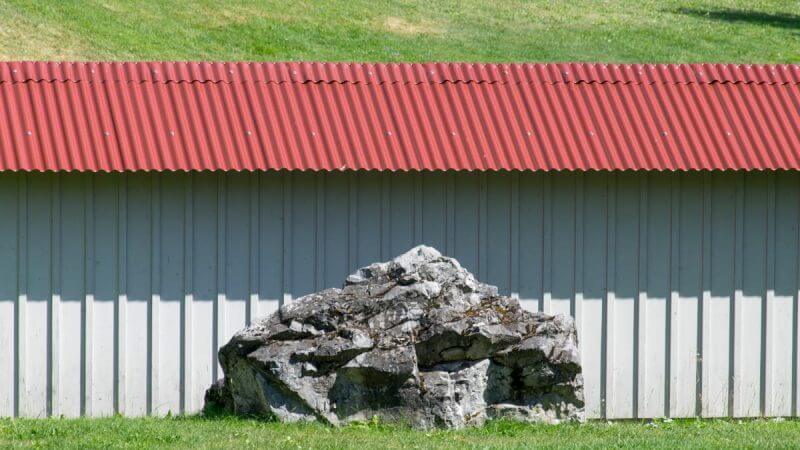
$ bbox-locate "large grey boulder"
[206,246,583,428]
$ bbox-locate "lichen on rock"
[206,245,584,428]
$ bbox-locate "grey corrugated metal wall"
[0,171,798,419]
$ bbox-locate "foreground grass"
[1,417,799,449]
[0,0,798,62]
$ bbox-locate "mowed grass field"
[2,416,800,449]
[0,0,798,62]
[2,0,800,448]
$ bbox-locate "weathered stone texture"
[207,246,583,428]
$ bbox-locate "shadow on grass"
[189,403,277,423]
[673,7,800,31]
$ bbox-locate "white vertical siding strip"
[705,174,734,417]
[15,175,27,418]
[282,173,292,306]
[579,173,606,418]
[115,175,127,416]
[0,175,17,417]
[738,174,767,417]
[667,174,680,417]
[149,177,161,416]
[700,173,712,417]
[445,174,455,258]
[604,174,616,419]
[636,174,649,419]
[83,177,94,417]
[315,175,325,292]
[510,172,520,302]
[413,174,423,245]
[182,176,193,414]
[214,175,226,381]
[675,175,702,417]
[479,173,488,282]
[732,173,745,417]
[764,173,776,416]
[542,174,552,314]
[381,176,392,261]
[347,175,358,273]
[248,174,259,325]
[26,174,51,417]
[796,173,800,418]
[573,172,585,409]
[49,175,60,417]
[574,173,584,323]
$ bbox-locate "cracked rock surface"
[206,246,584,428]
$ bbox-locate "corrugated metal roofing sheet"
[0,61,798,171]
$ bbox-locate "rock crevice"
[207,245,584,428]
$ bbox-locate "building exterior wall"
[0,171,798,419]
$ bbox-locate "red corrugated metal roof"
[0,61,798,171]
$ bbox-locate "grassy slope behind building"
[0,0,798,62]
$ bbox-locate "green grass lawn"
[0,0,798,62]
[1,417,800,449]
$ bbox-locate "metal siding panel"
[23,175,50,417]
[355,173,382,269]
[387,174,416,258]
[257,173,284,317]
[289,173,317,298]
[766,172,798,416]
[580,172,608,419]
[452,174,480,276]
[57,176,85,417]
[421,174,448,252]
[608,173,639,418]
[156,176,184,415]
[674,175,704,417]
[223,175,249,344]
[704,174,736,417]
[0,175,17,417]
[320,174,348,290]
[643,174,672,418]
[736,173,768,416]
[549,174,576,316]
[123,174,151,416]
[189,174,217,413]
[486,175,512,295]
[91,175,118,416]
[1,170,799,419]
[517,174,544,313]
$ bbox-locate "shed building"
[0,61,799,419]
